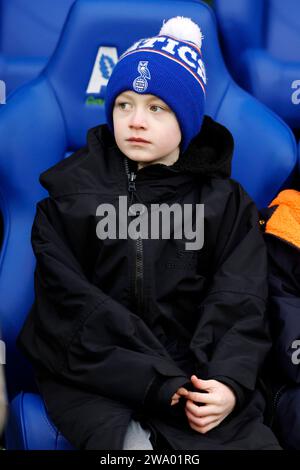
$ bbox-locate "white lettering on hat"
[178,46,197,68]
[121,35,206,87]
[197,58,207,85]
[161,38,179,55]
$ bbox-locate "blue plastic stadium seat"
[0,0,75,96]
[0,0,296,449]
[214,0,300,129]
[5,393,74,450]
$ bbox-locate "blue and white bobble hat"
[105,16,207,152]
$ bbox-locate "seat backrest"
[0,0,297,397]
[265,0,300,62]
[0,0,75,95]
[214,0,300,129]
[214,0,300,68]
[213,0,264,77]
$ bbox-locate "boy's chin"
[125,154,159,164]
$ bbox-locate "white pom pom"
[159,16,204,49]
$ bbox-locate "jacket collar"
[39,116,233,202]
[108,115,234,204]
[101,114,233,179]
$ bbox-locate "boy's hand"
[171,387,189,406]
[184,375,236,434]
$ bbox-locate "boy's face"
[113,91,181,170]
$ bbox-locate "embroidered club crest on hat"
[105,16,207,151]
[133,61,151,92]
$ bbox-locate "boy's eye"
[116,102,131,110]
[150,105,164,113]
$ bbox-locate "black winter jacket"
[18,116,280,450]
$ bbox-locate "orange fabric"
[265,189,300,249]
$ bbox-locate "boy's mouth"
[127,137,151,144]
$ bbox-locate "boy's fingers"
[185,402,217,417]
[185,391,214,404]
[177,387,189,396]
[185,409,219,428]
[191,375,211,391]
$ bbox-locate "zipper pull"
[128,172,136,193]
[128,172,138,212]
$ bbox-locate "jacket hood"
[99,114,233,178]
[265,189,300,250]
[174,115,233,178]
[39,115,233,198]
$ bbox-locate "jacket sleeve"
[190,182,271,395]
[266,235,300,384]
[17,197,188,410]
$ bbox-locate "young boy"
[18,17,280,450]
[261,188,300,449]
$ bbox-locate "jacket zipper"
[272,384,286,412]
[124,159,144,314]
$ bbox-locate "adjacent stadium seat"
[0,0,297,449]
[214,0,300,129]
[0,0,75,96]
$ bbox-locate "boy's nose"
[129,108,147,129]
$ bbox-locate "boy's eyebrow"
[116,92,132,100]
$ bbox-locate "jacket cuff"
[143,375,189,411]
[209,375,246,412]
